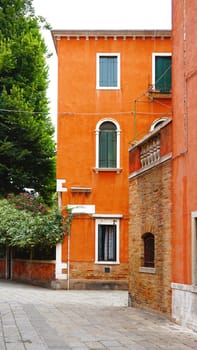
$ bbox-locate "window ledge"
[95,261,120,265]
[171,283,197,294]
[139,267,155,274]
[96,86,120,90]
[93,167,122,174]
[70,187,92,193]
[148,91,172,99]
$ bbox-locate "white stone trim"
[67,204,95,214]
[55,243,67,280]
[171,283,197,331]
[56,179,68,192]
[150,117,169,131]
[93,214,123,219]
[171,282,197,293]
[139,267,156,274]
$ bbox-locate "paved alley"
[0,281,197,350]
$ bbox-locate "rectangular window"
[95,218,119,263]
[152,53,172,93]
[98,225,116,261]
[96,53,120,89]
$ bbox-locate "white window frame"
[95,217,120,264]
[95,118,120,169]
[96,53,120,90]
[152,52,172,90]
[150,117,168,131]
[191,211,197,286]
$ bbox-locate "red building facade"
[171,0,197,330]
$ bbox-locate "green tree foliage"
[0,0,55,204]
[0,195,65,248]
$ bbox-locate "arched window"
[150,118,168,131]
[99,122,116,167]
[95,119,120,169]
[142,233,155,267]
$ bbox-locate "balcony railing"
[140,135,160,168]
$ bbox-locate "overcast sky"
[33,0,172,133]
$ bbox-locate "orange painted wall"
[55,31,172,283]
[172,0,197,284]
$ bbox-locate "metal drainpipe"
[183,0,188,153]
[133,99,137,142]
[67,232,70,290]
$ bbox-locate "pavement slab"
[0,281,197,350]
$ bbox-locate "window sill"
[95,261,120,265]
[139,267,155,274]
[148,91,172,99]
[93,167,122,174]
[96,86,120,90]
[70,187,92,193]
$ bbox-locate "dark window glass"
[143,233,155,267]
[98,224,116,261]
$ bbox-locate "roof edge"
[51,29,172,51]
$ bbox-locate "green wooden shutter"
[99,131,107,167]
[99,56,117,87]
[107,131,116,167]
[155,56,171,93]
[99,122,117,168]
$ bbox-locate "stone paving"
[0,281,197,349]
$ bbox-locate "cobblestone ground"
[0,281,197,350]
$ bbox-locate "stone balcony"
[129,118,172,178]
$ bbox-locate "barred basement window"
[142,232,155,267]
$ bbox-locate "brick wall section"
[0,259,6,278]
[12,260,55,287]
[68,261,128,290]
[129,160,172,314]
[70,261,128,280]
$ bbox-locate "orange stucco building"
[52,29,172,289]
[171,0,197,330]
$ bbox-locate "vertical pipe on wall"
[67,233,70,290]
[133,99,137,142]
[183,0,188,153]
